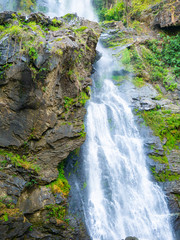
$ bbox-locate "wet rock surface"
[0,11,100,239]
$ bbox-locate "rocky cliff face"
[0,11,100,239]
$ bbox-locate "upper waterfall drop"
[58,0,97,21]
[37,0,97,20]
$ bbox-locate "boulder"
[154,1,180,28]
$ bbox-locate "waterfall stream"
[0,1,175,239]
[57,1,174,239]
[74,43,174,240]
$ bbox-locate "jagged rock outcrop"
[153,1,180,28]
[0,11,100,239]
[140,0,180,28]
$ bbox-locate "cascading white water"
[80,44,174,240]
[0,0,17,11]
[58,0,97,21]
[37,0,97,20]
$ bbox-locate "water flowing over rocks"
[0,11,100,239]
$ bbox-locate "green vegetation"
[94,0,162,22]
[147,34,180,78]
[51,18,62,26]
[151,167,180,182]
[121,34,179,91]
[132,77,145,88]
[78,91,89,106]
[46,204,69,223]
[64,96,74,112]
[0,197,20,221]
[142,110,180,151]
[80,124,86,138]
[0,150,40,173]
[74,26,88,33]
[121,48,131,65]
[29,46,38,61]
[49,25,60,31]
[148,155,168,164]
[130,0,161,16]
[63,91,89,112]
[99,1,125,21]
[48,161,70,198]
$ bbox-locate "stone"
[154,1,180,28]
[0,216,31,239]
[18,186,55,214]
[125,237,139,240]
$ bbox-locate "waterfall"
[0,0,17,11]
[0,0,174,239]
[77,44,174,240]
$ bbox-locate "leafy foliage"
[0,150,40,173]
[151,167,180,182]
[122,35,179,91]
[147,34,180,78]
[131,0,161,16]
[46,204,68,222]
[97,1,125,21]
[48,161,70,198]
[142,110,180,151]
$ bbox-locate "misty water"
[0,0,174,239]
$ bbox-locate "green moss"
[47,161,70,198]
[132,77,145,88]
[112,75,125,83]
[74,26,88,32]
[131,0,161,16]
[63,91,89,112]
[49,25,60,31]
[80,124,86,138]
[54,49,63,56]
[63,13,76,20]
[51,18,62,26]
[78,91,89,106]
[151,166,180,182]
[0,198,20,221]
[0,150,40,173]
[149,155,168,164]
[142,110,180,151]
[63,96,74,112]
[46,204,68,223]
[29,46,38,61]
[121,48,131,65]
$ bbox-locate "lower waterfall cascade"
[0,0,175,239]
